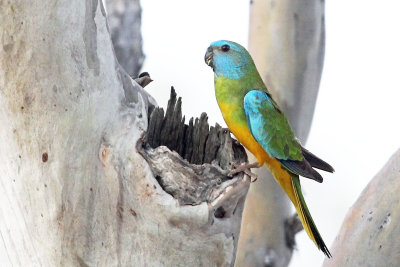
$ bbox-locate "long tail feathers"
[291,175,332,258]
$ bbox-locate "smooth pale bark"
[323,149,400,267]
[236,1,325,266]
[0,1,249,266]
[106,0,144,77]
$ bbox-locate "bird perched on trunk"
[204,40,334,257]
[134,72,153,88]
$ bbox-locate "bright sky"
[141,1,400,266]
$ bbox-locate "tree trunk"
[106,0,144,77]
[323,149,400,267]
[0,1,249,266]
[236,1,325,266]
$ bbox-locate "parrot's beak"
[204,46,213,68]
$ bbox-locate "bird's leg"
[228,162,261,182]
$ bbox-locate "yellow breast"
[218,101,294,203]
[218,101,269,165]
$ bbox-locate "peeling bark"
[0,1,250,266]
[236,1,326,266]
[323,150,400,267]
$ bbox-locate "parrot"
[204,40,334,257]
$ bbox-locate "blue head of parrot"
[204,40,254,79]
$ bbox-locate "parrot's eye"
[221,44,230,52]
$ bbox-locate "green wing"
[243,90,303,160]
[244,90,324,182]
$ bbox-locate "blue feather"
[244,90,282,158]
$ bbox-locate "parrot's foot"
[228,162,260,182]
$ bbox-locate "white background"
[141,1,400,266]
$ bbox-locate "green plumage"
[244,90,304,161]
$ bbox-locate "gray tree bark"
[0,1,250,266]
[323,149,400,267]
[236,1,326,266]
[106,0,144,77]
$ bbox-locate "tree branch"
[106,0,144,77]
[0,1,250,266]
[323,149,400,266]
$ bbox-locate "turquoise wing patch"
[243,90,303,161]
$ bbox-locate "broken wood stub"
[141,87,249,205]
[146,87,247,169]
[141,146,248,205]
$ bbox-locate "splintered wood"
[146,87,247,169]
[140,87,248,205]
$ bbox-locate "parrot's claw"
[228,162,260,182]
[244,169,258,182]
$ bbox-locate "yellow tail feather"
[265,159,331,257]
[291,176,318,246]
[290,175,331,257]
